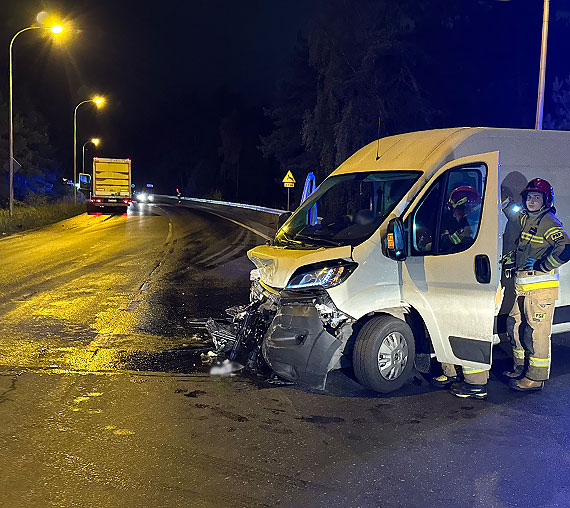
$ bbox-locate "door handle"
[475,254,491,284]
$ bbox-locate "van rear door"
[401,151,500,370]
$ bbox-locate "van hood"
[247,244,353,289]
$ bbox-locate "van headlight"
[286,262,356,290]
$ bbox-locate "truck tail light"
[123,199,132,204]
[90,198,103,203]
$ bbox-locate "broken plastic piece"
[210,359,245,377]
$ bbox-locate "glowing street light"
[8,20,65,217]
[74,97,106,204]
[82,138,101,174]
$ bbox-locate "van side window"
[411,164,486,256]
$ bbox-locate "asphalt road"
[1,201,569,508]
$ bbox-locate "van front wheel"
[353,315,416,393]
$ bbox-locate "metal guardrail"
[159,195,285,215]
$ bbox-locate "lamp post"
[82,138,100,174]
[8,23,63,217]
[535,0,550,130]
[74,97,105,203]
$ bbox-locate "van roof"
[330,127,570,176]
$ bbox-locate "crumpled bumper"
[262,302,345,390]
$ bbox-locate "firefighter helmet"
[522,178,554,208]
[446,185,482,219]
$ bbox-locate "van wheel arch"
[345,307,433,386]
[350,306,432,356]
[352,314,416,393]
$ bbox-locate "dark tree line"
[260,0,569,208]
[0,92,67,204]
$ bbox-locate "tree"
[0,92,61,203]
[544,76,570,130]
[262,0,439,183]
[260,39,319,177]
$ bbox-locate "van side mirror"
[383,217,407,261]
[278,211,292,229]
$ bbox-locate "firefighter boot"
[503,365,525,379]
[431,374,458,388]
[431,363,459,388]
[509,377,544,392]
[450,382,488,400]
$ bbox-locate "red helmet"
[522,178,554,208]
[446,186,482,218]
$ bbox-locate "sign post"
[282,170,296,210]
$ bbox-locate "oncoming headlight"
[286,261,357,290]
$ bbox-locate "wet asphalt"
[0,200,569,508]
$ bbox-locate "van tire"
[353,315,416,393]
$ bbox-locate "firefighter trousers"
[506,289,556,382]
[441,363,489,385]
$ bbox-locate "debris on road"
[209,359,244,377]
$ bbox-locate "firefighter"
[430,186,490,399]
[505,178,570,391]
[439,185,482,253]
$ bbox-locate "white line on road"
[166,220,173,243]
[203,210,271,241]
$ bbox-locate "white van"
[211,128,570,393]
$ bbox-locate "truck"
[207,127,570,393]
[89,157,132,213]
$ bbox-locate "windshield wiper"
[294,234,344,247]
[277,231,310,247]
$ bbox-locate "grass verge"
[0,201,86,237]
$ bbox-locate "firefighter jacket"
[440,213,476,253]
[512,207,570,293]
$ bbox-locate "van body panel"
[327,234,401,319]
[331,128,479,175]
[399,151,500,368]
[247,244,352,289]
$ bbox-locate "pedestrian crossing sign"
[282,171,296,186]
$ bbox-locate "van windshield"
[276,171,420,247]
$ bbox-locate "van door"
[401,152,500,369]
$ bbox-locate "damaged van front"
[208,168,421,391]
[207,128,505,393]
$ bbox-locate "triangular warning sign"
[282,170,296,184]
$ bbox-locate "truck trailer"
[207,127,570,393]
[89,157,132,213]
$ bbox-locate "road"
[0,201,569,508]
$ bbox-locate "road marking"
[196,229,247,267]
[125,300,141,312]
[203,210,271,240]
[166,220,173,243]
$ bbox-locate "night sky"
[2,0,315,188]
[2,1,570,192]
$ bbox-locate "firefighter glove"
[523,257,537,270]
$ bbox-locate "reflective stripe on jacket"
[515,208,570,274]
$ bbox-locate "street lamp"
[535,0,550,130]
[8,22,64,217]
[82,138,100,174]
[74,97,105,203]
